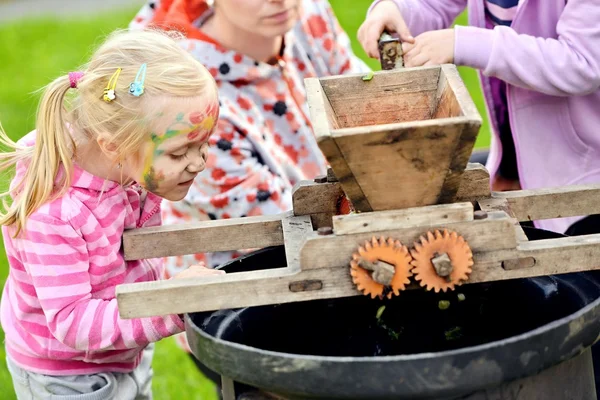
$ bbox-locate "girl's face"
[216,0,300,39]
[125,96,219,200]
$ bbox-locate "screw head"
[314,175,327,183]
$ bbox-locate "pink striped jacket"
[0,131,183,375]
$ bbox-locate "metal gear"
[410,229,473,293]
[350,236,413,299]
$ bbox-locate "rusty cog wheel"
[350,236,413,299]
[410,229,473,293]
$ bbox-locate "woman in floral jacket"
[131,0,369,268]
[130,0,369,391]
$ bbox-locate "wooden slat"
[122,214,283,261]
[292,180,343,216]
[434,65,482,203]
[439,64,482,120]
[319,66,441,128]
[469,234,600,282]
[116,267,296,318]
[305,77,372,211]
[332,202,474,235]
[300,212,516,270]
[492,184,600,222]
[292,163,492,217]
[454,162,490,201]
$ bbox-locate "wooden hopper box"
[306,64,482,212]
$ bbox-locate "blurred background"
[0,0,489,398]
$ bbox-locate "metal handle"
[378,31,404,70]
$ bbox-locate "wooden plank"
[439,64,482,121]
[301,212,517,270]
[292,180,343,216]
[476,198,528,242]
[122,214,283,261]
[304,77,372,211]
[319,66,441,128]
[332,202,474,235]
[292,164,491,217]
[309,213,333,230]
[455,163,490,201]
[469,234,600,282]
[116,267,296,318]
[303,77,340,138]
[331,118,467,210]
[432,69,462,120]
[434,65,482,203]
[492,183,600,222]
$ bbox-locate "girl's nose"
[186,153,205,173]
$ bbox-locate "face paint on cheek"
[143,166,165,192]
[139,140,158,190]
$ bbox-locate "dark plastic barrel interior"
[190,227,600,358]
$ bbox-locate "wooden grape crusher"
[116,36,600,400]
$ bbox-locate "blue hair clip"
[129,63,147,97]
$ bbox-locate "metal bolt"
[314,175,327,183]
[474,210,488,220]
[317,226,333,236]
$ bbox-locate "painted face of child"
[133,96,219,201]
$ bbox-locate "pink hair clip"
[68,71,84,89]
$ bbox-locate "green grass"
[0,2,489,399]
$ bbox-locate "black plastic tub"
[185,227,600,399]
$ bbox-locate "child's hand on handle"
[402,29,455,67]
[171,263,226,280]
[358,0,415,59]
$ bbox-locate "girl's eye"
[169,153,187,161]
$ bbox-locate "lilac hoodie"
[369,0,600,233]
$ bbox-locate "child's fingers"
[358,23,385,58]
[358,2,413,59]
[401,41,416,54]
[394,20,415,44]
[404,52,429,68]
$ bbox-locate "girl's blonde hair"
[0,28,217,235]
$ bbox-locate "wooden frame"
[115,64,600,320]
[116,168,600,319]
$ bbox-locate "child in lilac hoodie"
[359,0,600,236]
[359,0,600,393]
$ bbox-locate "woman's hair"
[0,28,218,235]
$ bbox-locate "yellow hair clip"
[103,68,122,102]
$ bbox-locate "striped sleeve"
[20,215,184,351]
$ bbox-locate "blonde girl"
[0,28,223,399]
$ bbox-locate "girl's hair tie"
[68,71,84,89]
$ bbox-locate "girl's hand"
[171,263,226,280]
[358,0,415,59]
[402,29,455,67]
